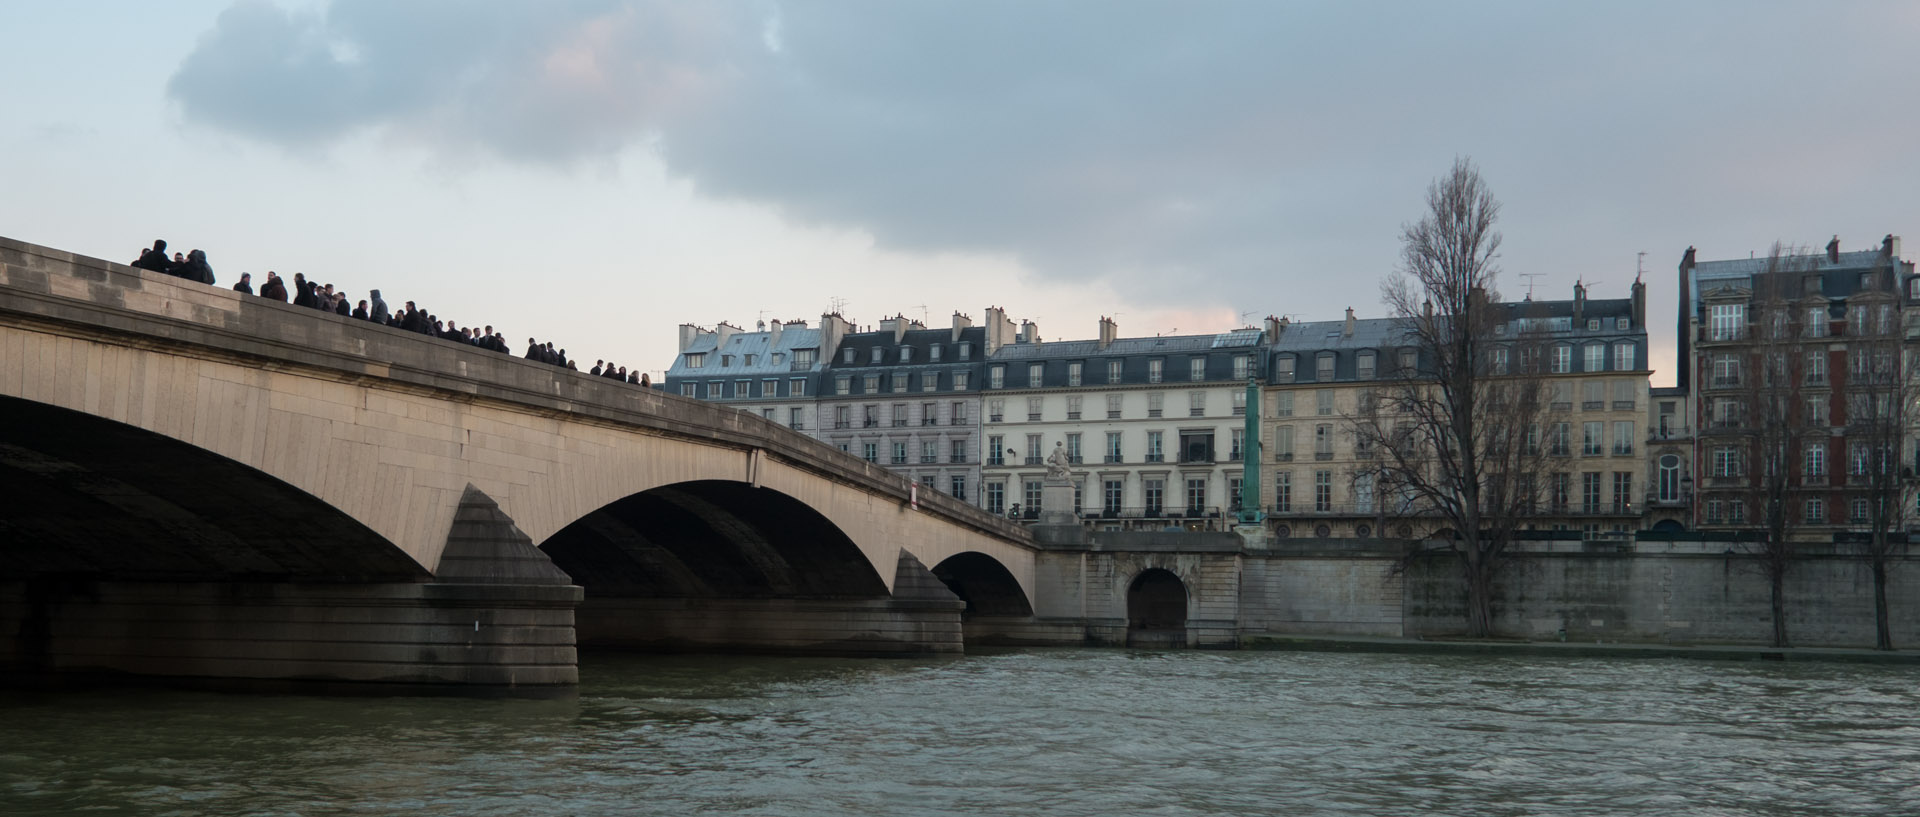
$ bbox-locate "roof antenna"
[912,304,929,325]
[827,296,848,317]
[1518,273,1543,300]
[1635,251,1647,282]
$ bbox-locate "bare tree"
[1723,245,1816,648]
[1843,248,1912,650]
[1363,157,1553,638]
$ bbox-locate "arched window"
[1658,454,1683,502]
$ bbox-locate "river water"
[2,649,1915,816]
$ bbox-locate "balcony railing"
[1025,456,1044,465]
[1090,506,1226,520]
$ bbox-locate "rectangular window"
[1067,395,1083,420]
[684,353,705,368]
[1144,479,1165,515]
[921,372,938,392]
[708,381,724,399]
[1275,391,1294,417]
[1806,443,1826,478]
[1314,424,1333,458]
[921,402,937,425]
[1551,345,1571,373]
[1233,355,1250,380]
[1317,354,1335,381]
[990,366,1005,389]
[1612,472,1631,513]
[1023,480,1043,515]
[1314,470,1332,512]
[1357,351,1376,380]
[1807,308,1828,338]
[1066,432,1082,463]
[1189,391,1206,417]
[958,344,971,360]
[1025,434,1042,465]
[1398,348,1417,371]
[949,475,966,501]
[1805,352,1827,385]
[789,407,803,429]
[1585,344,1605,372]
[1276,357,1296,383]
[1709,304,1745,340]
[1027,396,1043,421]
[930,345,942,363]
[834,405,851,429]
[1550,472,1571,512]
[1615,344,1633,372]
[1107,359,1123,384]
[1713,446,1740,477]
[988,399,1004,423]
[1317,390,1334,416]
[1275,425,1295,459]
[1612,421,1634,455]
[987,435,1004,466]
[1232,390,1248,417]
[952,402,969,425]
[921,440,937,464]
[680,383,695,397]
[1353,475,1374,513]
[1806,498,1826,523]
[1147,393,1163,418]
[1068,361,1083,387]
[986,482,1005,514]
[1146,431,1165,463]
[1106,432,1123,463]
[1550,423,1571,456]
[1583,422,1603,456]
[1028,363,1044,387]
[1583,380,1606,410]
[892,404,907,427]
[1148,359,1164,383]
[1612,379,1635,410]
[1186,478,1207,514]
[953,371,970,390]
[1853,498,1870,523]
[1274,471,1292,512]
[951,439,969,464]
[1104,479,1124,514]
[891,442,908,465]
[1231,428,1246,461]
[862,442,878,463]
[1190,357,1206,381]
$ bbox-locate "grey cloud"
[168,1,1920,318]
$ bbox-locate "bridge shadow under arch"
[0,394,424,582]
[1126,568,1190,648]
[931,552,1033,618]
[538,480,889,600]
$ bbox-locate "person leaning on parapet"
[291,273,315,308]
[259,271,287,301]
[368,290,389,324]
[181,249,214,285]
[333,292,350,316]
[352,299,369,320]
[232,272,253,295]
[131,239,170,273]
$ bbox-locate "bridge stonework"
[0,237,1033,690]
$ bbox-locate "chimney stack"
[1884,234,1901,261]
[819,312,853,362]
[1828,235,1841,264]
[677,323,710,352]
[1343,307,1355,338]
[984,306,1017,354]
[1017,319,1040,345]
[714,321,740,348]
[951,311,972,343]
[767,319,784,349]
[1098,316,1118,350]
[1573,280,1587,326]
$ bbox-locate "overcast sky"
[5,1,1918,384]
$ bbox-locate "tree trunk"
[1769,566,1789,648]
[1462,550,1494,638]
[1872,558,1893,651]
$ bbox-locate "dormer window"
[719,355,733,367]
[843,348,856,363]
[871,347,884,363]
[771,352,784,365]
[1586,319,1600,331]
[1615,317,1629,330]
[685,353,706,368]
[930,345,942,362]
[958,343,972,360]
[743,354,755,366]
[901,347,914,363]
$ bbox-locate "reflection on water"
[3,650,1917,816]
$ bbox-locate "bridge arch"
[538,479,888,599]
[1125,568,1189,647]
[0,394,423,581]
[931,552,1034,618]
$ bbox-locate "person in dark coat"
[259,271,287,301]
[352,300,369,320]
[232,273,253,295]
[291,273,316,308]
[525,338,542,360]
[368,290,389,324]
[131,239,171,273]
[334,294,350,316]
[639,373,650,388]
[180,249,214,285]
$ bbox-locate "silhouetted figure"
[259,271,287,301]
[525,338,542,360]
[292,273,316,308]
[353,300,369,320]
[181,249,214,285]
[232,273,253,295]
[334,293,350,316]
[639,373,650,388]
[131,240,170,273]
[368,290,389,324]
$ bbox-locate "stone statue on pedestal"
[1045,441,1072,483]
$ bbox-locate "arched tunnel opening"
[539,480,962,656]
[1126,568,1190,648]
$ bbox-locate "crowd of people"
[131,238,651,387]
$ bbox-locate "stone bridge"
[0,237,1038,690]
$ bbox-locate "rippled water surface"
[3,650,1917,816]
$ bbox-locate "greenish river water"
[2,649,1916,816]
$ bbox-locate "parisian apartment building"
[1261,283,1650,543]
[977,315,1264,530]
[1674,235,1918,539]
[663,314,852,435]
[817,313,990,504]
